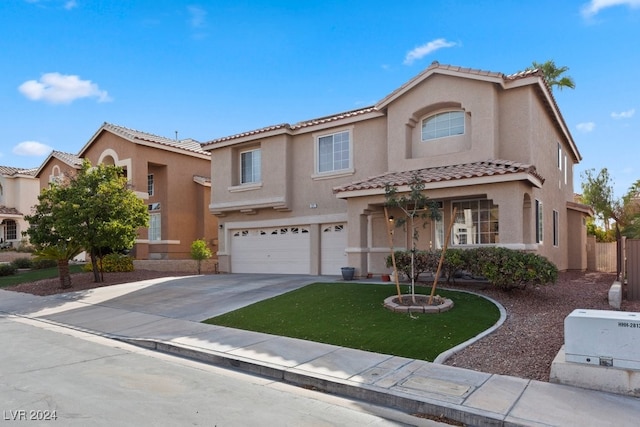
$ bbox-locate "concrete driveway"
[43,273,335,321]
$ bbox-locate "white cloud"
[611,108,635,119]
[25,0,77,9]
[581,0,640,18]
[187,5,207,28]
[403,38,457,65]
[18,73,111,104]
[576,122,596,132]
[12,141,52,157]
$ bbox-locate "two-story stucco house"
[203,63,590,276]
[35,123,217,260]
[0,166,39,248]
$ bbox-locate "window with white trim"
[317,131,350,173]
[149,212,161,241]
[535,200,543,244]
[240,149,261,184]
[147,174,154,196]
[422,111,464,141]
[553,210,559,247]
[4,220,17,241]
[451,200,498,245]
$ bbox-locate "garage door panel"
[321,223,347,275]
[231,227,310,274]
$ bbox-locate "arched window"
[421,111,465,141]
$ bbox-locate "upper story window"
[422,111,464,141]
[317,131,350,173]
[147,174,154,196]
[240,149,261,184]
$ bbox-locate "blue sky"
[2,0,639,197]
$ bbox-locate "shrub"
[464,247,557,290]
[11,257,34,269]
[31,259,58,270]
[385,246,558,291]
[84,254,134,272]
[386,250,439,282]
[442,248,468,283]
[0,263,17,276]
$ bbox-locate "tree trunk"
[90,250,102,283]
[57,259,72,289]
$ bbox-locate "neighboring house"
[35,123,217,260]
[203,62,590,276]
[0,166,39,248]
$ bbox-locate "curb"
[118,337,508,427]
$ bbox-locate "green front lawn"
[204,283,500,361]
[0,264,85,288]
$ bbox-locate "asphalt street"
[0,316,443,426]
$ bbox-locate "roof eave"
[335,172,543,199]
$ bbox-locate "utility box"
[565,309,640,370]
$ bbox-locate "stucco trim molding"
[210,196,288,214]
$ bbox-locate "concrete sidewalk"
[2,276,640,426]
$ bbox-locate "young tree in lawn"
[384,172,441,302]
[26,160,149,283]
[190,238,212,274]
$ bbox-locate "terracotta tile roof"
[333,160,545,193]
[0,206,22,215]
[103,123,209,155]
[52,151,83,168]
[205,106,377,145]
[0,166,37,177]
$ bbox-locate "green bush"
[84,254,134,272]
[10,257,34,269]
[386,246,558,291]
[0,263,17,276]
[31,259,58,270]
[464,247,557,290]
[442,248,468,283]
[386,250,439,282]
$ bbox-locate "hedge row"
[83,253,134,273]
[386,247,558,291]
[0,257,58,277]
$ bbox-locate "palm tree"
[33,241,83,289]
[526,60,575,91]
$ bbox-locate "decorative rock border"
[383,294,454,314]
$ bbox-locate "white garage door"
[320,223,347,275]
[231,226,310,274]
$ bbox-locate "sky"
[1,0,639,197]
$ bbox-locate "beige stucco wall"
[211,114,388,273]
[386,74,499,172]
[0,174,39,244]
[208,68,582,275]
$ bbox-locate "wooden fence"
[628,239,640,300]
[587,236,617,273]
